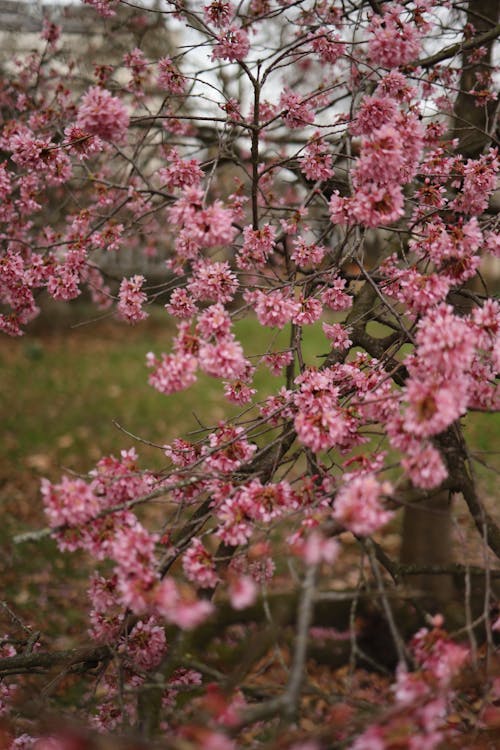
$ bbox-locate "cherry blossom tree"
[0,0,499,747]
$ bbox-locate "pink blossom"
[351,94,398,136]
[320,276,352,311]
[83,0,118,17]
[183,538,219,589]
[294,403,348,453]
[120,617,167,671]
[165,288,197,319]
[157,57,186,94]
[351,181,405,228]
[323,322,352,350]
[238,224,276,269]
[244,288,299,328]
[279,89,315,129]
[41,476,99,528]
[402,443,448,490]
[368,8,423,68]
[223,379,256,404]
[76,86,129,142]
[63,125,103,160]
[117,275,148,324]
[204,1,234,27]
[292,296,323,326]
[262,351,294,375]
[147,350,198,395]
[404,378,468,437]
[198,336,247,380]
[310,27,345,64]
[300,137,334,182]
[332,475,394,536]
[228,575,257,609]
[158,149,203,190]
[197,303,232,340]
[299,531,339,566]
[291,238,326,267]
[154,578,213,629]
[212,26,250,62]
[188,260,238,303]
[203,423,256,473]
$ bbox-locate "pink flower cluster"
[212,26,250,62]
[117,275,148,323]
[76,86,129,142]
[332,474,394,536]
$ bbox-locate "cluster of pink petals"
[244,288,299,328]
[188,260,238,303]
[350,94,398,136]
[291,237,326,267]
[119,617,167,671]
[41,476,100,528]
[310,27,345,64]
[157,57,186,94]
[300,136,334,182]
[293,368,348,453]
[117,275,148,323]
[147,350,198,395]
[332,474,394,536]
[168,187,236,255]
[203,422,256,473]
[83,0,118,18]
[204,1,234,27]
[262,350,294,375]
[237,224,276,269]
[76,86,129,142]
[279,89,315,129]
[183,537,219,588]
[158,149,204,190]
[212,25,250,62]
[368,5,423,68]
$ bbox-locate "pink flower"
[322,322,352,350]
[244,288,299,328]
[76,86,129,142]
[292,296,323,326]
[117,275,148,324]
[402,444,448,490]
[155,578,214,629]
[188,260,238,303]
[83,0,118,17]
[41,476,99,528]
[300,136,334,182]
[403,378,468,437]
[212,26,250,62]
[332,475,394,536]
[351,94,398,136]
[262,351,294,375]
[238,224,276,269]
[368,8,422,68]
[165,288,197,319]
[120,617,167,671]
[310,27,345,64]
[157,57,186,94]
[147,350,198,395]
[279,89,315,129]
[183,538,219,588]
[291,238,326,267]
[204,1,234,27]
[198,337,247,380]
[351,182,404,227]
[228,575,257,609]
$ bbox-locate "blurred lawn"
[1,305,498,486]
